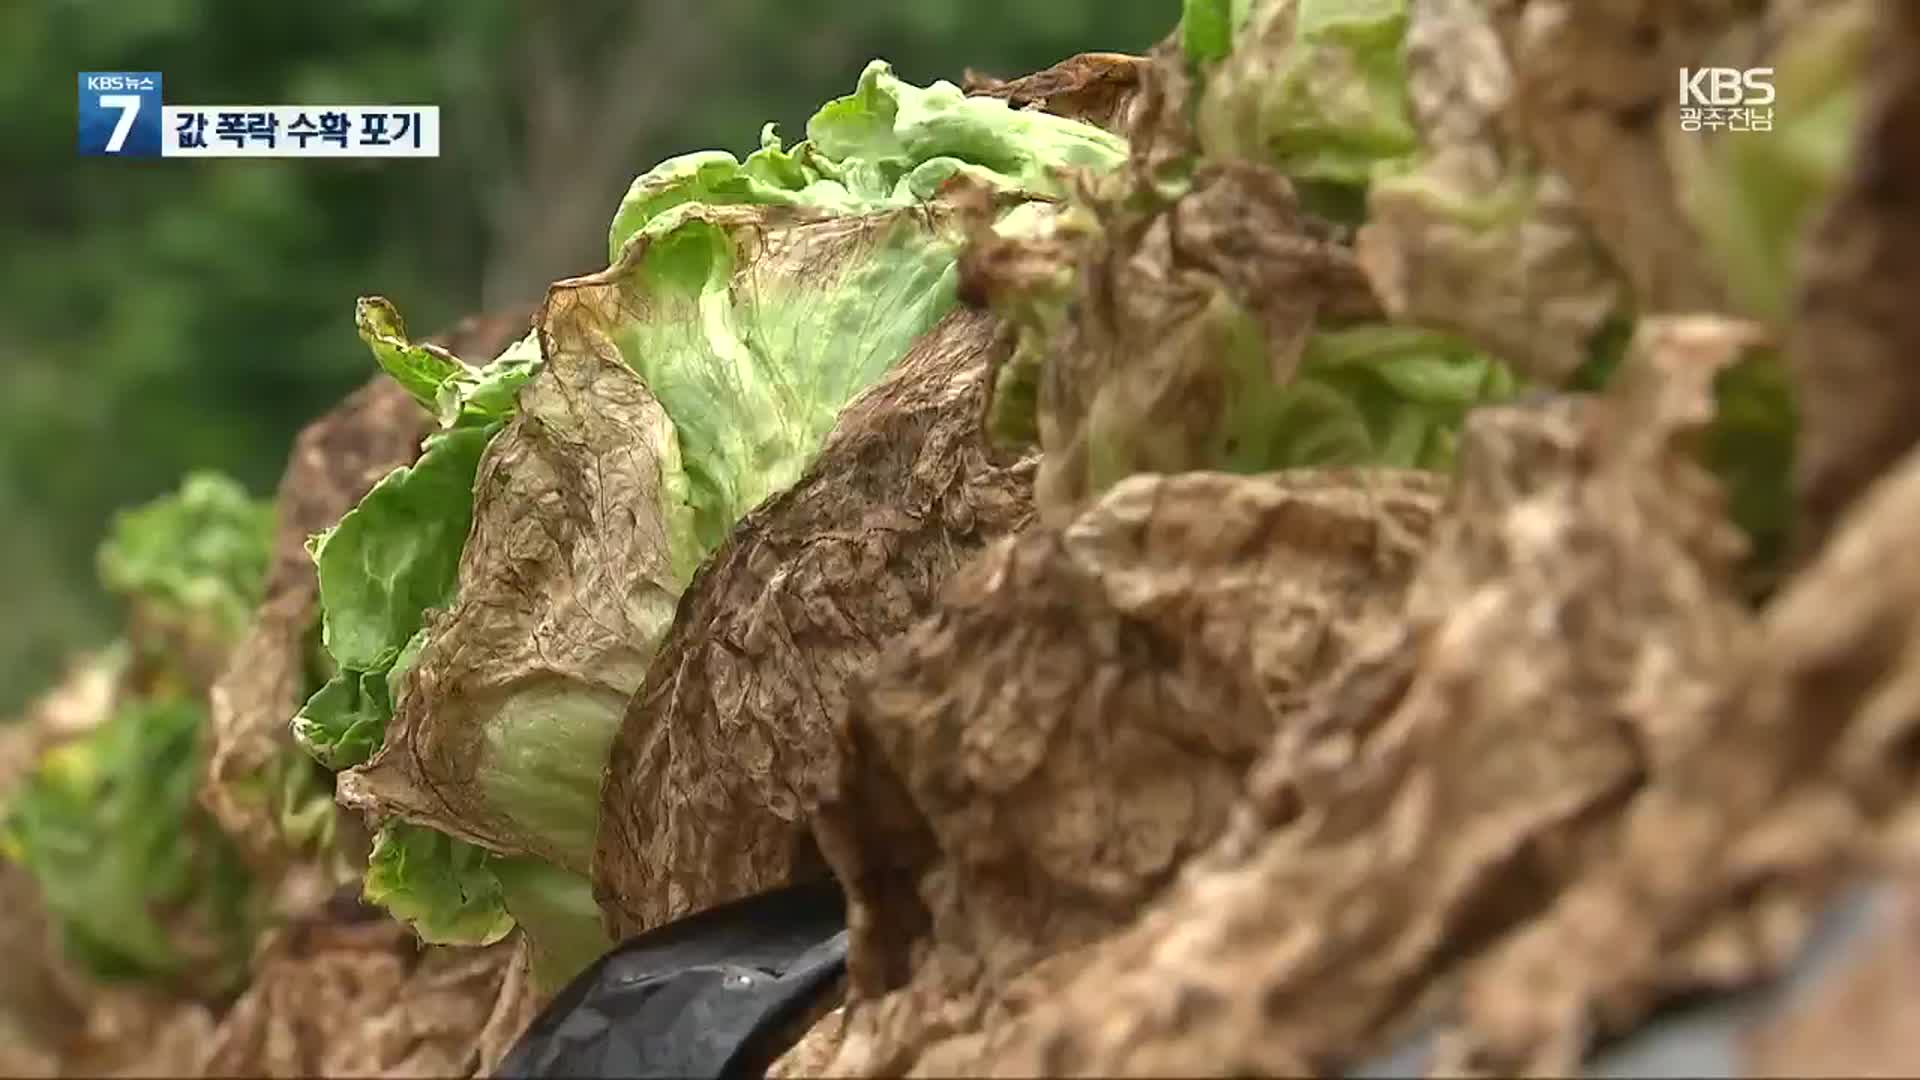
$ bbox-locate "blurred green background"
[0,0,1174,716]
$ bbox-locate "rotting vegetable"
[589,305,1039,941]
[297,59,1132,987]
[958,15,1522,526]
[764,0,1886,1074]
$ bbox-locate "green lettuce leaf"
[96,472,272,644]
[1707,344,1797,595]
[363,833,609,992]
[354,297,461,409]
[291,666,392,772]
[298,426,504,945]
[1261,326,1517,471]
[1,697,257,992]
[356,296,540,429]
[310,424,493,675]
[1183,0,1238,64]
[608,204,967,551]
[440,331,541,426]
[606,59,1127,259]
[362,820,514,947]
[1192,0,1418,189]
[493,857,611,994]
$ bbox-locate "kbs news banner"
[78,72,440,159]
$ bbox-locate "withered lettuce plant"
[293,61,1129,988]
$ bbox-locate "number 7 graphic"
[77,72,162,157]
[99,94,141,153]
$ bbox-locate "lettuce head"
[966,159,1515,522]
[1,474,274,994]
[2,696,258,995]
[297,61,1128,988]
[1185,0,1419,218]
[97,472,273,685]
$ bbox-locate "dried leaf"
[1479,0,1752,313]
[962,52,1151,135]
[963,158,1397,526]
[1366,26,1920,1067]
[767,1004,848,1078]
[894,316,1756,1076]
[0,862,83,1074]
[62,990,217,1078]
[1444,387,1920,1074]
[338,307,691,876]
[1356,0,1624,384]
[199,918,533,1078]
[811,466,1442,1074]
[592,308,1037,939]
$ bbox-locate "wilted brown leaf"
[962,158,1382,527]
[338,302,687,875]
[1479,0,1761,314]
[1356,0,1623,384]
[58,993,217,1079]
[962,52,1150,135]
[1446,421,1920,1075]
[201,914,535,1078]
[0,863,81,1077]
[3,866,218,1077]
[807,467,1442,1075]
[592,308,1037,939]
[768,1003,848,1079]
[1406,5,1920,1065]
[884,317,1757,1077]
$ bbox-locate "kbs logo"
[1678,67,1775,133]
[77,71,163,156]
